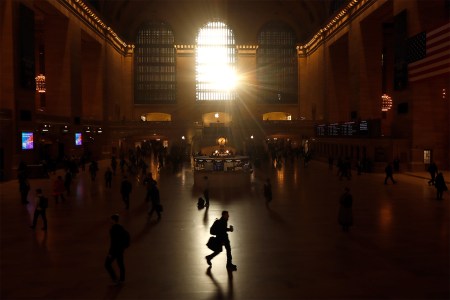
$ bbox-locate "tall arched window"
[257,22,298,104]
[134,22,176,104]
[196,21,236,101]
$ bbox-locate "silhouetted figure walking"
[434,172,448,200]
[120,176,132,209]
[111,156,117,175]
[205,211,237,271]
[147,182,162,220]
[263,178,272,203]
[384,163,396,184]
[104,214,129,285]
[30,189,48,231]
[18,173,30,204]
[427,162,438,186]
[338,187,353,232]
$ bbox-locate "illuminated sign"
[21,132,34,150]
[75,133,82,146]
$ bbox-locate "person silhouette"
[205,211,237,271]
[104,214,128,285]
[434,172,448,200]
[384,162,396,184]
[263,178,272,203]
[30,189,48,231]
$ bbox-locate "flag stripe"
[408,22,450,82]
[410,63,450,82]
[409,48,450,71]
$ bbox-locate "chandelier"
[381,94,392,112]
[35,74,46,93]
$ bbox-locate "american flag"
[407,22,450,82]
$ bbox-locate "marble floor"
[1,158,449,300]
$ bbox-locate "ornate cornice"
[59,0,134,56]
[297,0,377,57]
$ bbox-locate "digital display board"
[316,124,326,136]
[315,120,374,137]
[341,122,356,136]
[75,133,82,146]
[359,120,368,133]
[328,123,340,136]
[21,132,34,150]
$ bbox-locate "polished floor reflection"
[1,159,449,299]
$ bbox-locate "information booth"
[193,154,252,188]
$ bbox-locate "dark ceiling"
[88,0,343,44]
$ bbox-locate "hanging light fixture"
[381,94,392,112]
[35,74,46,93]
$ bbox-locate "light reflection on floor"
[0,158,448,299]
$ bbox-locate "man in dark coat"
[147,182,161,220]
[120,176,132,209]
[263,178,272,203]
[384,162,396,184]
[428,162,438,185]
[434,172,448,200]
[205,211,237,271]
[104,214,128,285]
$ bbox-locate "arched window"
[134,22,176,104]
[196,21,236,101]
[257,22,298,104]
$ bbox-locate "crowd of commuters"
[14,142,449,286]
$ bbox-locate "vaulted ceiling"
[88,0,338,44]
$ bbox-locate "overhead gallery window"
[196,21,237,101]
[257,22,298,104]
[134,22,176,104]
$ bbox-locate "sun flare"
[196,21,237,100]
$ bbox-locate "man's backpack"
[121,229,131,249]
[210,219,220,235]
[197,197,205,209]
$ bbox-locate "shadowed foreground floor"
[1,159,449,299]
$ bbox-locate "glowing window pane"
[196,21,236,101]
